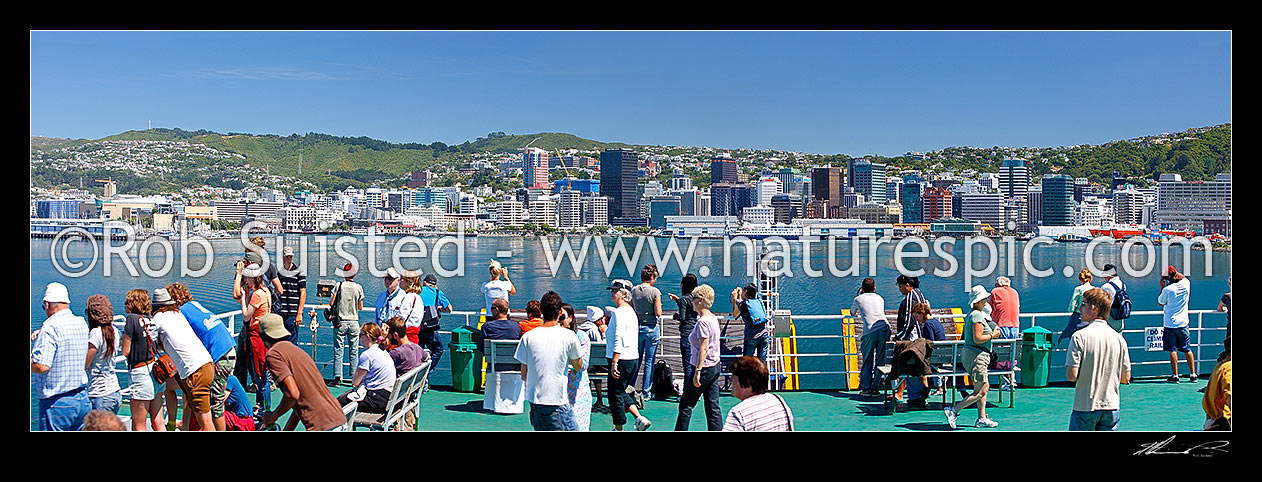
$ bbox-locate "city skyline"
[30,31,1231,156]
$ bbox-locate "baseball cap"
[283,246,294,256]
[606,279,633,292]
[1101,264,1117,277]
[43,282,70,304]
[423,274,438,285]
[1166,265,1178,276]
[384,267,401,279]
[259,313,290,340]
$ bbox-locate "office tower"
[1041,175,1075,226]
[811,167,842,216]
[922,187,953,223]
[851,160,887,204]
[582,196,609,227]
[648,195,681,228]
[556,190,582,229]
[600,148,639,221]
[711,183,755,217]
[1154,173,1232,235]
[710,155,738,185]
[1073,178,1091,203]
[670,168,693,191]
[960,192,1004,228]
[901,181,924,223]
[523,147,550,189]
[999,158,1030,201]
[756,177,783,206]
[770,193,803,224]
[1113,189,1145,225]
[1026,185,1043,227]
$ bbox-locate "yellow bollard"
[841,310,860,391]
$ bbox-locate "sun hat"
[151,288,176,307]
[968,285,990,306]
[43,282,70,304]
[1101,264,1117,277]
[242,263,264,278]
[586,306,604,322]
[259,313,290,340]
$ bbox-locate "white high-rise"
[756,177,782,207]
[1113,189,1145,225]
[999,158,1030,201]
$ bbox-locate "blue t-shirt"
[224,375,253,418]
[421,286,450,310]
[920,318,946,342]
[181,301,236,361]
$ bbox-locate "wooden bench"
[352,361,431,431]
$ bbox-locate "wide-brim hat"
[969,285,990,306]
[586,306,604,321]
[260,313,289,340]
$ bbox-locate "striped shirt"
[896,288,926,341]
[723,393,794,431]
[31,309,91,399]
[276,263,306,318]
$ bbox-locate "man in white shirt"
[606,279,652,430]
[850,278,888,396]
[1157,265,1195,383]
[1066,288,1131,431]
[515,291,583,431]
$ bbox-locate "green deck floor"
[120,377,1211,431]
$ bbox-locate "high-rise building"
[886,177,904,202]
[1113,189,1145,225]
[999,158,1030,201]
[523,147,550,189]
[459,193,479,215]
[710,183,755,217]
[1041,175,1075,227]
[922,187,953,223]
[405,170,432,189]
[810,167,842,216]
[900,181,924,223]
[849,202,902,225]
[529,197,557,227]
[1073,178,1091,203]
[556,190,582,229]
[851,160,887,204]
[1073,196,1113,227]
[600,148,639,221]
[1026,185,1043,227]
[770,193,803,224]
[960,192,1004,228]
[710,155,738,185]
[648,195,681,228]
[1154,173,1232,235]
[582,196,609,227]
[674,189,703,216]
[978,173,998,191]
[552,178,600,195]
[670,168,693,191]
[495,200,525,228]
[755,177,783,207]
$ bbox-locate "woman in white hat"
[944,285,1003,429]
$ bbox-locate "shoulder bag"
[145,318,179,384]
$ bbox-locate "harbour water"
[30,235,1230,428]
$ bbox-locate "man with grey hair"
[989,276,1021,391]
[31,282,92,431]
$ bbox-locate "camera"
[317,279,337,298]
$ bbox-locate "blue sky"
[29,31,1231,156]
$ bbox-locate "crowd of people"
[30,235,1229,432]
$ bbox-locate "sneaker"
[943,407,957,429]
[1188,375,1199,383]
[975,417,999,428]
[635,416,652,431]
[1166,375,1180,384]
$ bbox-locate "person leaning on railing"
[256,314,346,431]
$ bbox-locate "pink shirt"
[989,286,1020,328]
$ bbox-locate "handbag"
[324,282,343,327]
[144,318,179,384]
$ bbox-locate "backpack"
[1109,279,1132,320]
[419,288,443,329]
[744,298,768,326]
[650,359,679,400]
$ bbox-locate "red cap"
[1167,265,1177,275]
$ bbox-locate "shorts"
[209,354,237,419]
[999,326,1021,340]
[128,363,157,401]
[1163,327,1191,352]
[968,352,991,382]
[176,363,216,415]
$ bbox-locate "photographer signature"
[1134,435,1229,456]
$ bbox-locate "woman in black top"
[667,274,700,380]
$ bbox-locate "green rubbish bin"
[449,326,480,392]
[1020,326,1053,388]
